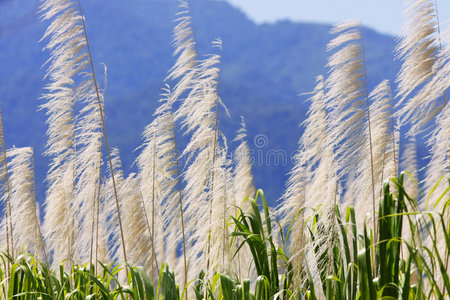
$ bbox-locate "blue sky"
[225,0,450,36]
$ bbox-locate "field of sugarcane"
[0,0,448,299]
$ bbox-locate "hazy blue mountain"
[0,0,403,205]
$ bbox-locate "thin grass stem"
[76,0,128,269]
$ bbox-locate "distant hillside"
[0,0,401,204]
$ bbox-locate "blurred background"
[0,0,448,206]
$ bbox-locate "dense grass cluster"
[0,0,448,299]
[0,178,448,299]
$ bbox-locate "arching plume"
[325,21,367,183]
[103,149,125,265]
[136,86,187,283]
[395,0,443,134]
[233,116,255,212]
[92,184,110,266]
[39,0,127,265]
[208,139,232,275]
[123,172,158,278]
[421,34,449,213]
[174,39,227,281]
[230,117,255,279]
[279,75,337,291]
[136,92,187,280]
[168,0,199,101]
[103,149,157,280]
[6,147,46,261]
[325,21,381,236]
[354,80,398,227]
[401,136,420,201]
[39,0,79,267]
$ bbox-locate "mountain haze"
[0,0,400,204]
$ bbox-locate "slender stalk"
[76,0,128,266]
[361,28,377,275]
[88,183,96,270]
[68,217,74,272]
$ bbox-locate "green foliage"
[0,254,155,299]
[228,175,448,299]
[296,174,449,300]
[231,190,292,298]
[0,175,448,299]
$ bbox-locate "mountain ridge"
[0,0,400,204]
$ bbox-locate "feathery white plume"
[401,136,420,201]
[103,149,125,265]
[137,86,187,283]
[6,147,46,261]
[399,136,421,258]
[208,140,232,275]
[420,30,449,212]
[72,101,102,264]
[395,0,442,134]
[279,76,337,290]
[354,80,398,227]
[136,95,184,280]
[175,39,228,280]
[40,0,126,265]
[410,31,449,287]
[103,149,158,282]
[39,0,81,267]
[123,172,158,278]
[133,122,161,276]
[230,117,255,279]
[168,0,199,101]
[326,21,383,237]
[233,117,255,212]
[92,186,110,266]
[325,22,367,182]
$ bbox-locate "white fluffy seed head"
[5,147,45,260]
[168,0,199,102]
[395,0,441,134]
[233,117,255,213]
[40,0,105,265]
[353,80,397,228]
[279,75,338,289]
[173,40,230,281]
[325,21,366,182]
